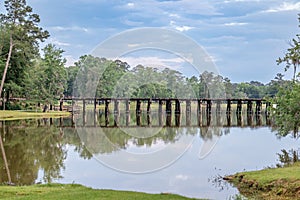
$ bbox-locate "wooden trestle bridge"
[61,97,270,115]
[55,98,271,127]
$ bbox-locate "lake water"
[0,110,298,199]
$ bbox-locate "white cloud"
[175,25,194,32]
[264,2,300,13]
[48,38,70,47]
[224,22,248,26]
[169,20,194,32]
[65,55,78,67]
[119,56,187,70]
[49,26,89,33]
[127,2,135,7]
[175,174,189,181]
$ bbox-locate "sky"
[2,0,300,83]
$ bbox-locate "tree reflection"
[0,120,67,185]
[276,148,300,167]
[0,111,271,185]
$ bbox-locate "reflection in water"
[0,108,297,199]
[0,122,11,184]
[0,110,271,185]
[277,148,300,167]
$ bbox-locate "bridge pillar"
[247,100,253,114]
[175,99,181,114]
[206,100,212,115]
[136,99,141,114]
[166,99,172,114]
[216,100,221,114]
[147,99,152,113]
[226,99,231,114]
[186,100,191,126]
[236,100,242,114]
[255,100,262,114]
[125,100,130,113]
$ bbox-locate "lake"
[0,109,298,199]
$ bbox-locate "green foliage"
[277,15,300,82]
[24,44,67,103]
[0,0,49,97]
[272,83,300,137]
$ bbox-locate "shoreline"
[224,162,300,199]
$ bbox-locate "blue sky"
[2,0,300,83]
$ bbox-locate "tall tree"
[277,14,300,82]
[0,0,49,97]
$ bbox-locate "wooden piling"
[114,100,120,114]
[197,100,202,126]
[136,100,141,114]
[197,100,202,114]
[147,99,152,113]
[255,100,262,114]
[226,100,231,114]
[247,100,253,114]
[186,100,191,126]
[166,99,172,114]
[206,100,212,115]
[236,100,242,114]
[216,100,221,114]
[125,100,130,113]
[158,99,163,113]
[175,99,181,114]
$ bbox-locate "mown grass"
[0,184,199,200]
[0,110,70,121]
[225,162,300,200]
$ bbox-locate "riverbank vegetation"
[225,162,300,200]
[0,183,196,200]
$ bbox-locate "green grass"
[0,184,199,200]
[0,110,70,121]
[225,162,300,199]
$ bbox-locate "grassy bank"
[0,110,70,121]
[0,184,198,200]
[225,162,300,200]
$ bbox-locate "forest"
[0,0,293,108]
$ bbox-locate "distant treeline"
[0,53,290,102]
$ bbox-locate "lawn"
[225,162,300,200]
[0,110,70,121]
[0,184,199,200]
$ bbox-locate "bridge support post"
[247,100,253,114]
[206,100,212,115]
[147,99,152,113]
[175,99,181,114]
[255,100,262,114]
[236,100,242,114]
[226,100,231,114]
[186,100,191,126]
[166,99,172,114]
[216,100,221,114]
[105,100,110,126]
[125,100,130,113]
[83,99,86,126]
[136,99,141,114]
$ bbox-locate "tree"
[277,14,300,82]
[0,0,49,97]
[24,44,67,104]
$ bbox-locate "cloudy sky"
[3,0,300,83]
